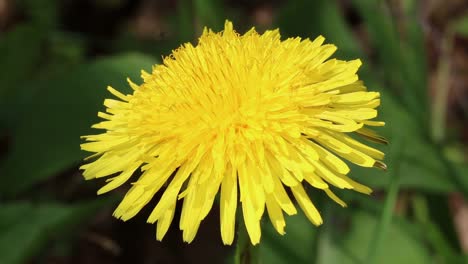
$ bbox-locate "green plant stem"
[365,136,403,263]
[235,221,259,264]
[365,171,401,263]
[429,26,468,198]
[432,143,468,198]
[412,195,459,263]
[352,0,426,120]
[432,30,453,143]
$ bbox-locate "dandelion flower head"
[81,21,386,245]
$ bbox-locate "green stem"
[365,135,403,263]
[412,195,459,263]
[432,29,453,143]
[432,142,468,198]
[234,220,259,264]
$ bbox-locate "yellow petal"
[331,91,379,104]
[310,141,350,174]
[338,175,373,194]
[242,198,261,245]
[220,164,238,245]
[314,131,376,167]
[97,163,140,194]
[324,188,346,207]
[290,184,323,225]
[107,86,129,101]
[271,174,297,216]
[265,194,286,235]
[156,203,176,241]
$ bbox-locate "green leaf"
[350,88,456,192]
[316,209,432,264]
[194,0,226,32]
[44,31,87,77]
[412,195,461,263]
[0,23,44,106]
[365,129,403,263]
[0,53,157,197]
[351,0,427,123]
[275,0,362,59]
[259,210,318,264]
[0,199,109,264]
[402,0,429,103]
[20,0,58,30]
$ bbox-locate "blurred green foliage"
[0,0,467,263]
[0,199,112,264]
[1,54,155,196]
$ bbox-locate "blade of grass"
[412,195,462,262]
[366,132,403,263]
[351,0,427,126]
[431,29,453,143]
[275,0,363,59]
[400,0,429,105]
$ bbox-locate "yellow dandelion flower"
[81,20,386,245]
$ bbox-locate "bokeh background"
[1,0,468,263]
